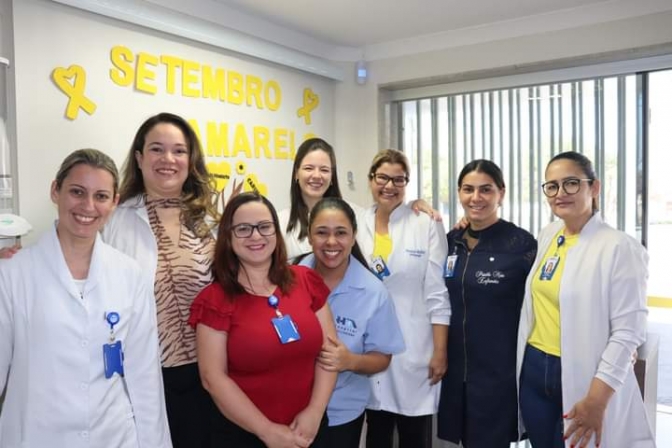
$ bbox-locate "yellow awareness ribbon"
[51,65,97,120]
[297,88,319,125]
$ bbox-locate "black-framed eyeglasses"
[541,178,593,197]
[231,221,276,238]
[370,173,409,187]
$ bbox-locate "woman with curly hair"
[102,112,220,447]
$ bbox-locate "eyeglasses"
[541,178,593,197]
[231,221,276,238]
[370,173,409,187]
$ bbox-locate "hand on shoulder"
[0,244,21,259]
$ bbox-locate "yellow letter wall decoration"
[109,46,134,86]
[108,46,284,109]
[297,88,319,125]
[51,65,97,120]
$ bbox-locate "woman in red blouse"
[189,192,337,448]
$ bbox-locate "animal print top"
[146,197,215,367]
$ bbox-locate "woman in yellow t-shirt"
[517,152,653,448]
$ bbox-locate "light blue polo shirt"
[301,254,406,426]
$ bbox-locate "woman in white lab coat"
[0,149,170,447]
[516,151,654,448]
[356,149,449,448]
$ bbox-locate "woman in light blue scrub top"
[298,197,405,448]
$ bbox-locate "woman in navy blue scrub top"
[437,160,536,448]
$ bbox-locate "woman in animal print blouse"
[102,112,221,448]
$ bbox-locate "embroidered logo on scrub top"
[475,270,506,285]
[335,315,358,336]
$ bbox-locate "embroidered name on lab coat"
[405,249,426,257]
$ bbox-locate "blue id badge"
[103,340,125,378]
[271,315,301,344]
[539,256,560,281]
[444,255,458,278]
[370,256,390,280]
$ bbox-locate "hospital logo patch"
[335,315,358,336]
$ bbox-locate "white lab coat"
[102,196,159,289]
[516,214,655,448]
[0,223,171,448]
[277,207,312,261]
[357,204,450,416]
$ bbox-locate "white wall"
[334,11,672,207]
[8,2,672,236]
[12,0,335,242]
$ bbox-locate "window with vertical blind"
[397,75,643,240]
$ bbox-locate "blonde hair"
[368,149,410,179]
[55,149,119,194]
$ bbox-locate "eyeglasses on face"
[541,178,593,197]
[370,173,409,187]
[231,221,276,238]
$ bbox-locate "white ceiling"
[213,0,609,47]
[153,0,672,61]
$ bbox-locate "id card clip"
[268,295,301,344]
[103,311,124,378]
[370,256,390,280]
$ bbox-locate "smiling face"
[135,123,189,198]
[309,207,356,276]
[544,158,599,225]
[230,201,277,269]
[459,170,504,229]
[370,162,406,212]
[295,149,333,205]
[51,164,119,245]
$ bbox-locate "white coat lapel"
[42,222,83,302]
[82,233,104,297]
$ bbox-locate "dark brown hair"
[458,159,505,189]
[307,197,368,268]
[547,151,599,211]
[287,138,343,241]
[213,192,294,295]
[119,112,219,237]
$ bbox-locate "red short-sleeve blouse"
[189,265,329,424]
